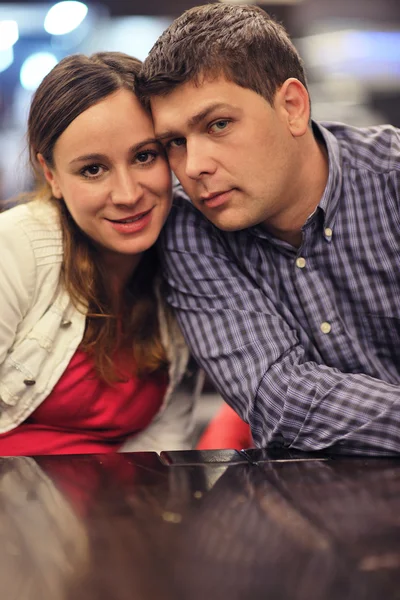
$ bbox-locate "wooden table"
[0,448,399,599]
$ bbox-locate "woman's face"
[41,88,172,274]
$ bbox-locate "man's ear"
[37,153,62,199]
[275,78,310,137]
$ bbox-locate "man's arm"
[161,197,400,455]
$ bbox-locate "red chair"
[197,403,253,451]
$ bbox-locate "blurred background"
[0,0,398,202]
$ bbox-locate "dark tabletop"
[1,447,400,600]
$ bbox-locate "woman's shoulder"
[0,199,63,265]
[0,198,60,229]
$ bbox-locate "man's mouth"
[200,190,230,202]
[199,189,235,208]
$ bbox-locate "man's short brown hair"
[139,3,308,105]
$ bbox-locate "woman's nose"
[111,170,143,206]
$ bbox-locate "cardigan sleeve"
[119,285,196,453]
[0,211,36,365]
[118,387,196,453]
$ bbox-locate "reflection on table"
[0,449,400,599]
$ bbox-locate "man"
[139,3,400,454]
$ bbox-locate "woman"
[0,52,193,455]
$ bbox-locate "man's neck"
[263,135,329,249]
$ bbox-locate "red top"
[0,349,167,456]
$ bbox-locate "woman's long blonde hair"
[27,52,169,382]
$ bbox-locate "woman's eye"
[81,164,103,178]
[136,151,157,164]
[210,120,229,132]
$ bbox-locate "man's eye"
[168,138,186,149]
[210,120,229,132]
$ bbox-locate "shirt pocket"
[360,313,400,364]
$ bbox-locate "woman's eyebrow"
[68,138,160,165]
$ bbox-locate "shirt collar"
[312,120,343,231]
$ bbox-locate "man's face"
[151,76,302,232]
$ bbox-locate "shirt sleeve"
[160,197,400,456]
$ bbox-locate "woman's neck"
[100,252,143,301]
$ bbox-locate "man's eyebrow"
[69,138,160,165]
[156,103,232,141]
[188,103,231,127]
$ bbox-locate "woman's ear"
[37,153,62,199]
[275,78,310,137]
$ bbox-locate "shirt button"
[296,257,306,269]
[60,319,72,328]
[23,379,36,386]
[324,227,333,238]
[320,322,331,334]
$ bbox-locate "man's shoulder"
[170,184,200,214]
[162,184,226,253]
[167,184,217,232]
[320,121,400,174]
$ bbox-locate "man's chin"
[202,212,252,232]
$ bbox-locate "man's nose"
[185,139,217,180]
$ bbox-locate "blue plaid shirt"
[161,121,400,455]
